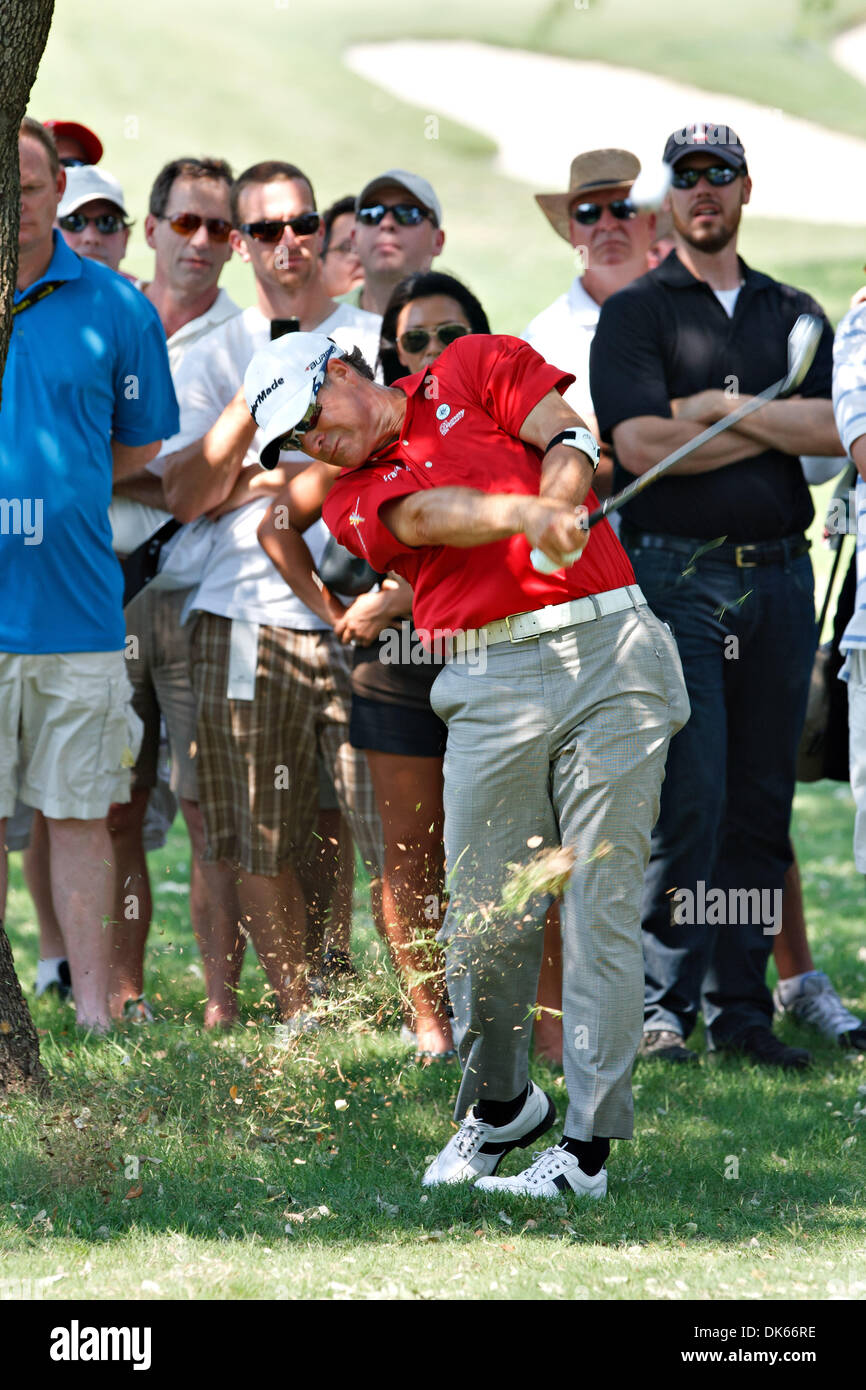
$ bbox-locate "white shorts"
[0,650,143,822]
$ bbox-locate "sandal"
[414,1048,457,1064]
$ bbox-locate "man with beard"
[590,123,844,1068]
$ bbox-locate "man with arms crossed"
[590,123,844,1067]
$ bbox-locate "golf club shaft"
[585,373,786,528]
[529,378,785,572]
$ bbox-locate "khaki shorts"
[0,650,143,822]
[124,585,198,801]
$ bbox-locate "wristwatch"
[544,427,600,471]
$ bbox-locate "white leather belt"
[450,585,646,657]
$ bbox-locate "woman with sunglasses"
[258,272,489,1061]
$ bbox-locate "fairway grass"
[2,779,865,1302]
[7,0,866,1302]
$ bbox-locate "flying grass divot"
[500,846,577,918]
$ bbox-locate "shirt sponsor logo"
[435,403,450,420]
[250,376,284,422]
[348,496,369,555]
[383,465,402,482]
[439,408,464,436]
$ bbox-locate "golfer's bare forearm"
[382,488,530,548]
[520,389,597,505]
[613,417,763,476]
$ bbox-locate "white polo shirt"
[109,286,241,553]
[154,301,382,630]
[521,276,601,423]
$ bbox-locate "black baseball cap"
[663,122,747,173]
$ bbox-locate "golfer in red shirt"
[244,331,689,1200]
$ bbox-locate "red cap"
[43,120,103,165]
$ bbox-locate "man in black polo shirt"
[590,122,844,1068]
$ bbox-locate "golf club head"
[629,160,673,213]
[781,314,822,395]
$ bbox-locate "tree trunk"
[0,927,48,1094]
[0,0,55,1095]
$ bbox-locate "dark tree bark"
[0,0,55,1095]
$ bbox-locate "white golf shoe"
[421,1081,556,1188]
[475,1144,608,1200]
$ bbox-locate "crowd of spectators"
[2,113,865,1088]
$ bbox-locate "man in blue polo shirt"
[0,118,178,1032]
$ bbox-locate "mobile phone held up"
[270,317,300,340]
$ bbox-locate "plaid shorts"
[188,613,382,877]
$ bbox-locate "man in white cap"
[347,169,445,318]
[57,165,132,274]
[242,327,689,1200]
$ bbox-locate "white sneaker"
[774,971,864,1042]
[421,1081,556,1188]
[475,1144,607,1200]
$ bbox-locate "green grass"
[2,778,865,1301]
[7,0,866,1302]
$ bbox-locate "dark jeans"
[625,536,817,1046]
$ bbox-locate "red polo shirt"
[322,334,634,633]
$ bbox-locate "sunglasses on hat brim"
[272,345,341,454]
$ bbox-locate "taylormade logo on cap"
[250,376,285,424]
[243,332,348,469]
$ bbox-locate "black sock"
[559,1135,610,1175]
[475,1085,529,1126]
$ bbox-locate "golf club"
[530,312,824,573]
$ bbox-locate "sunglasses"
[671,165,740,190]
[59,211,128,234]
[159,211,233,243]
[571,199,636,226]
[240,212,322,243]
[60,157,87,168]
[275,345,340,453]
[398,323,469,355]
[357,202,435,228]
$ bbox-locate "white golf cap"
[244,333,347,469]
[59,164,128,218]
[356,169,442,226]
